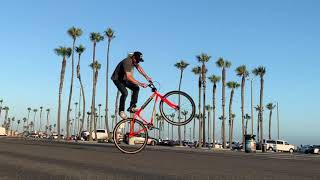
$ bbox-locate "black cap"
[133,51,144,62]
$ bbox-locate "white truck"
[0,127,7,136]
[273,140,295,153]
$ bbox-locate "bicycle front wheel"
[113,118,148,154]
[159,91,195,126]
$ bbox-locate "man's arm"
[126,71,147,88]
[136,64,152,81]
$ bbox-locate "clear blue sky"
[0,0,319,145]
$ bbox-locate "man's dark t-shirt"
[111,57,135,81]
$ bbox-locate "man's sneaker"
[119,111,127,119]
[127,105,138,113]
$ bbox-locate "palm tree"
[3,107,9,126]
[66,27,83,139]
[32,109,37,131]
[27,107,31,132]
[266,103,276,139]
[29,121,34,132]
[89,32,104,141]
[174,60,189,146]
[90,60,102,141]
[98,104,102,129]
[181,110,188,141]
[244,114,251,135]
[75,44,86,135]
[191,66,202,142]
[86,111,91,131]
[197,53,210,147]
[54,46,72,140]
[74,102,78,134]
[16,120,21,132]
[205,105,212,144]
[104,28,115,138]
[53,124,56,132]
[227,81,240,149]
[255,105,262,142]
[252,66,266,144]
[169,113,175,140]
[39,106,43,131]
[208,74,221,146]
[46,109,50,135]
[216,58,231,148]
[23,117,27,131]
[236,65,249,145]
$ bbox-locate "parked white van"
[273,140,295,153]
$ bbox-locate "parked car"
[273,140,295,153]
[50,133,65,140]
[158,139,175,146]
[306,145,320,154]
[298,145,312,154]
[125,133,158,146]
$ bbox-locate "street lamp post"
[277,102,279,140]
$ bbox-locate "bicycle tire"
[113,118,148,154]
[159,91,195,126]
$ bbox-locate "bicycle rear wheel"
[159,91,195,126]
[113,118,148,154]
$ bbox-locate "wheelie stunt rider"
[111,51,152,119]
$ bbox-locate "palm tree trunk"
[222,68,226,148]
[105,40,111,136]
[177,70,183,146]
[202,64,206,147]
[57,58,66,140]
[260,77,264,145]
[27,110,30,132]
[228,89,234,149]
[241,76,245,145]
[198,75,202,146]
[39,109,42,132]
[93,71,99,141]
[257,113,260,142]
[89,42,96,142]
[77,53,86,137]
[212,83,216,146]
[269,110,272,140]
[66,39,76,139]
[46,111,50,135]
[183,116,186,141]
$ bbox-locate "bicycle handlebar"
[147,81,157,92]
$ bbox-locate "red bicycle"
[113,81,195,154]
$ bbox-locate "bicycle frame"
[129,89,178,137]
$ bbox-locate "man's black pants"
[113,80,139,112]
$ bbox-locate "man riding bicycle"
[111,51,152,119]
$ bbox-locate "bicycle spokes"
[113,118,148,154]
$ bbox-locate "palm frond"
[208,74,221,83]
[236,65,249,77]
[191,66,201,74]
[67,26,83,39]
[197,53,211,63]
[174,60,189,70]
[216,57,225,67]
[75,44,86,54]
[104,28,115,39]
[226,81,240,89]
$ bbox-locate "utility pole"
[277,102,279,140]
[251,79,254,135]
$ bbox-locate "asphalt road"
[0,137,319,180]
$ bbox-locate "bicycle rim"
[113,118,148,154]
[159,91,195,126]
